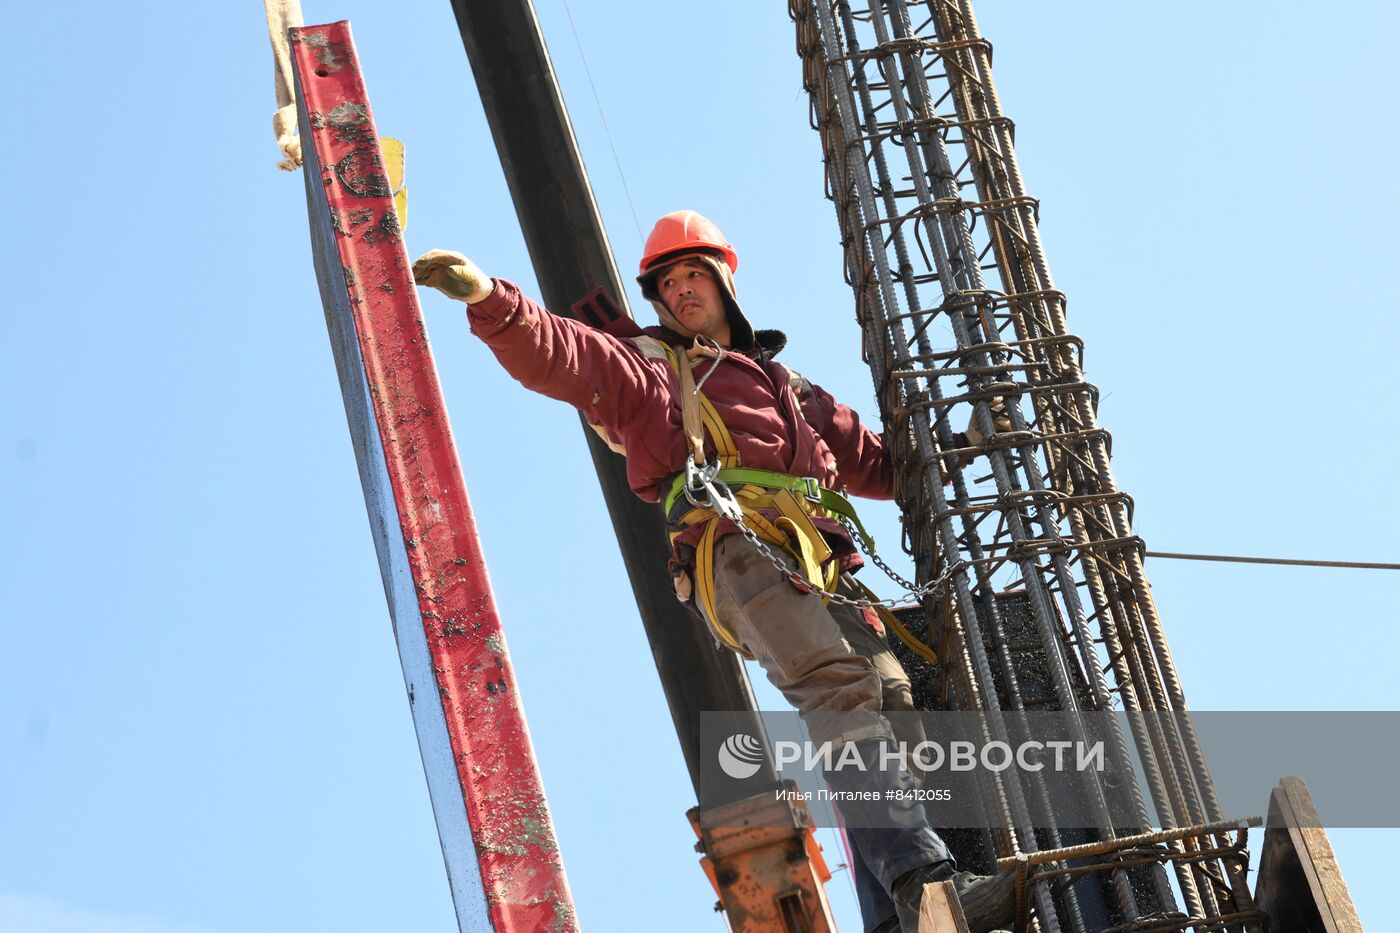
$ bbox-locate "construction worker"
[413,211,1016,933]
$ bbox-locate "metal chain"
[841,517,930,595]
[729,513,926,609]
[681,456,959,609]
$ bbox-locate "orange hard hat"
[637,210,739,276]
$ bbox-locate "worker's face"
[657,259,731,345]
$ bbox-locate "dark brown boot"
[891,861,954,931]
[950,868,1017,931]
[892,862,1017,932]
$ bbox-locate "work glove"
[943,397,1016,482]
[963,396,1014,449]
[412,249,495,304]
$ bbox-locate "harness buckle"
[799,476,823,503]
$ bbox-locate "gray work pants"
[703,535,953,931]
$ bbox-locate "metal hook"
[690,335,727,395]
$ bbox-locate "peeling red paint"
[292,22,576,932]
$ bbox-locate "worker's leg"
[822,577,935,931]
[846,835,899,933]
[708,536,884,744]
[707,537,951,919]
[825,575,930,754]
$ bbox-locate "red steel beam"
[290,22,576,932]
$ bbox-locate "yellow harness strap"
[673,481,842,651]
[692,520,733,647]
[771,487,833,584]
[847,578,941,666]
[663,343,739,468]
[670,340,706,464]
[657,341,858,653]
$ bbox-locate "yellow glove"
[965,396,1014,449]
[942,398,1015,481]
[412,249,495,304]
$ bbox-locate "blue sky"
[2,2,1396,930]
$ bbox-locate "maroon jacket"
[467,279,894,569]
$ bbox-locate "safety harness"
[579,328,940,663]
[650,338,938,662]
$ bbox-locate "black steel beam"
[447,0,772,802]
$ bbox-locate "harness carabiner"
[682,455,716,507]
[682,455,743,523]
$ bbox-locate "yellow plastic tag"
[379,137,407,231]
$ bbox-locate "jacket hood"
[642,323,789,363]
[637,250,756,351]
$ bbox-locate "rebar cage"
[789,1,1262,929]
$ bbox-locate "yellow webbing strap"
[692,518,741,650]
[677,483,842,651]
[668,342,707,465]
[731,486,790,545]
[659,342,841,647]
[772,488,833,585]
[849,578,940,665]
[699,396,739,467]
[663,468,874,553]
[660,342,738,468]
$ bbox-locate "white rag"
[265,0,306,171]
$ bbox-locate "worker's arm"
[796,378,896,500]
[413,251,663,433]
[798,376,1013,496]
